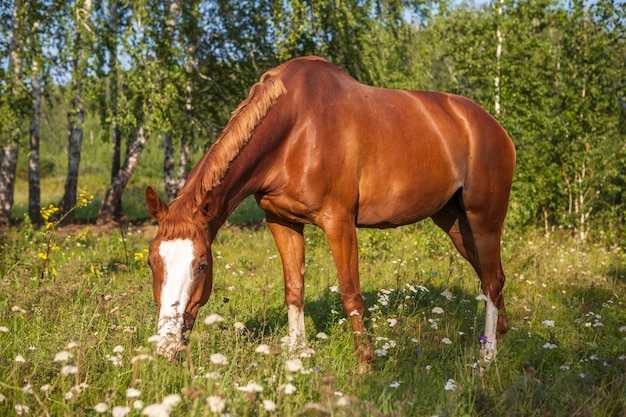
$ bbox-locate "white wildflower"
[442,338,452,345]
[94,402,108,413]
[374,349,388,357]
[112,345,124,353]
[262,399,276,411]
[206,395,225,413]
[444,379,457,391]
[204,313,225,326]
[315,332,328,340]
[0,326,8,332]
[210,353,228,365]
[475,294,488,301]
[255,344,271,355]
[441,289,454,300]
[282,383,297,395]
[329,285,339,293]
[387,318,398,327]
[300,347,316,358]
[234,321,246,331]
[15,355,26,363]
[236,381,264,393]
[126,388,141,398]
[61,365,79,376]
[112,406,131,417]
[106,354,123,367]
[53,350,73,362]
[284,358,303,373]
[431,307,445,314]
[15,404,29,415]
[130,354,153,363]
[389,381,401,388]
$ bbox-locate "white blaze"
[156,238,195,357]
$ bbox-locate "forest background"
[0,0,624,242]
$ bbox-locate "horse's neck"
[205,140,269,233]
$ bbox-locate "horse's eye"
[197,261,208,273]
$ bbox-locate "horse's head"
[144,186,215,359]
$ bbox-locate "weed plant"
[1,210,625,416]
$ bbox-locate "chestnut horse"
[145,56,516,372]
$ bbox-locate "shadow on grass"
[242,283,482,348]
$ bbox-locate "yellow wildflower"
[77,191,95,208]
[40,204,59,222]
[133,249,149,263]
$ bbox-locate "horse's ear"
[195,190,216,220]
[145,186,168,221]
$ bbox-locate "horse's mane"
[188,69,286,198]
[160,67,287,237]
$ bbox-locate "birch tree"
[59,0,93,221]
[28,18,43,224]
[0,0,26,226]
[97,0,156,223]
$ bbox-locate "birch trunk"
[494,0,504,117]
[162,0,182,201]
[97,126,149,224]
[163,133,178,200]
[29,57,42,224]
[0,145,19,226]
[0,0,23,226]
[107,0,123,219]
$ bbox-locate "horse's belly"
[356,179,460,228]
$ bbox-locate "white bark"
[97,126,149,224]
[0,0,23,225]
[494,0,504,117]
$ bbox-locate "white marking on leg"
[155,239,195,357]
[481,296,499,362]
[287,304,306,349]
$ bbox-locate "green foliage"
[434,0,625,235]
[4,0,625,235]
[1,220,625,416]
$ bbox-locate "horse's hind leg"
[431,195,509,361]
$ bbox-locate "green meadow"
[1,198,625,416]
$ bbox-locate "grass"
[1,206,625,416]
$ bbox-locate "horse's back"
[262,57,515,227]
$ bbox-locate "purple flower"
[479,335,489,345]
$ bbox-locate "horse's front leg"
[323,218,374,373]
[267,216,306,349]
